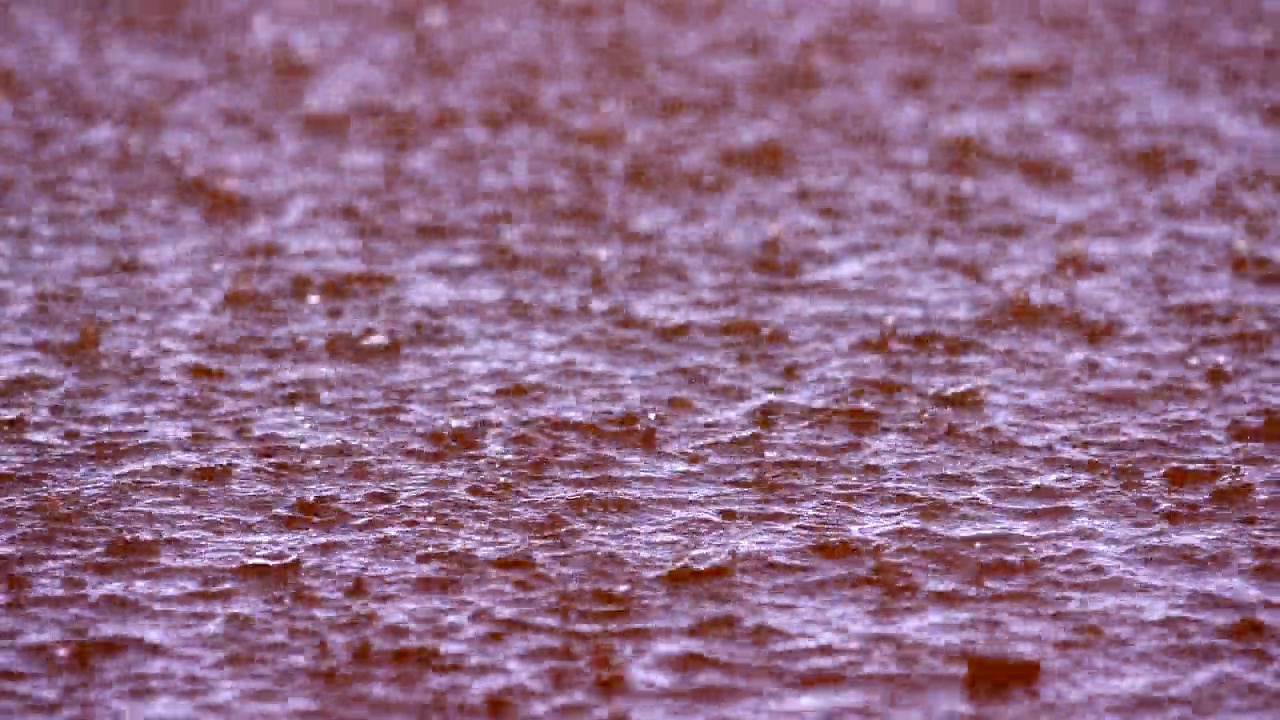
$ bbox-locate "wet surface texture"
[2,1,1279,717]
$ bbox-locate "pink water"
[1,1,1277,717]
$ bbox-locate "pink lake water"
[1,1,1278,717]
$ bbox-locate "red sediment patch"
[964,654,1042,696]
[1162,465,1224,489]
[1227,412,1280,443]
[662,563,734,584]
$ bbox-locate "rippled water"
[1,1,1278,717]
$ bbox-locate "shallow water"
[1,1,1278,718]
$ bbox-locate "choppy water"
[1,1,1278,717]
